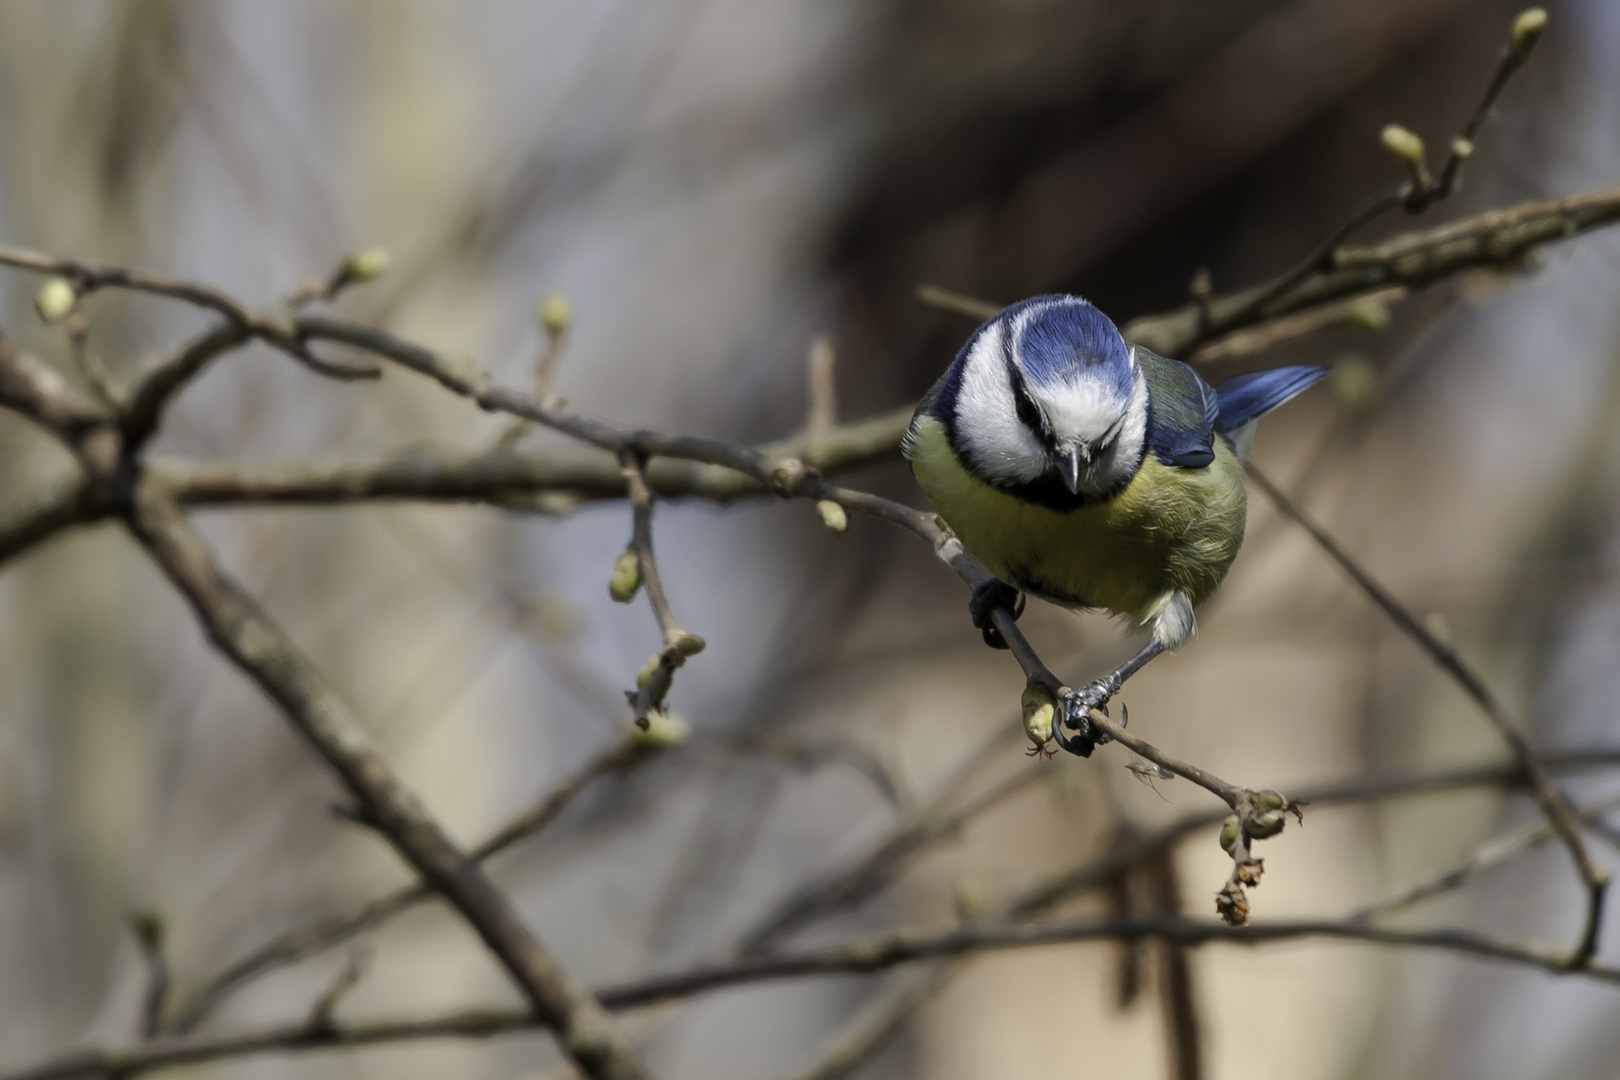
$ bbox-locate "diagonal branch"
[119,478,647,1080]
[1247,464,1609,965]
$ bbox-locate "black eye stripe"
[1002,334,1053,443]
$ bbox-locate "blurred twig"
[1247,464,1610,966]
[164,735,656,1034]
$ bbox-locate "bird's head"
[950,295,1147,499]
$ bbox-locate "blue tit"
[903,294,1327,755]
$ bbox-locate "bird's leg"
[967,578,1025,650]
[1052,639,1166,757]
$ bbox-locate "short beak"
[1057,447,1084,494]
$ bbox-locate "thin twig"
[1352,788,1620,923]
[1247,464,1609,965]
[126,913,168,1040]
[22,916,1620,1080]
[805,336,838,435]
[163,735,651,1034]
[619,450,703,728]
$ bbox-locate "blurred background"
[0,1,1618,1078]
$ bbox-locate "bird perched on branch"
[903,294,1326,756]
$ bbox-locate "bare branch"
[0,246,380,385]
[304,948,370,1034]
[19,750,1620,1080]
[1247,465,1609,964]
[0,479,105,567]
[618,450,705,728]
[120,324,253,450]
[120,479,647,1080]
[598,918,1620,1011]
[154,403,914,510]
[126,912,168,1040]
[805,336,838,434]
[1128,187,1620,357]
[1352,791,1620,923]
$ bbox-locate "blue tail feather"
[1213,365,1329,433]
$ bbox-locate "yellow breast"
[906,414,1246,625]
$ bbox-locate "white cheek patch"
[953,322,1047,485]
[1090,369,1148,489]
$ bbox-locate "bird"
[903,293,1327,756]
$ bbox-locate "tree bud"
[1511,8,1547,57]
[1380,125,1426,169]
[671,631,706,657]
[1219,813,1240,854]
[608,550,642,603]
[34,278,76,324]
[536,292,573,336]
[1253,790,1287,811]
[635,653,663,689]
[816,500,848,535]
[633,709,690,748]
[1021,683,1056,747]
[1245,810,1287,839]
[341,248,391,282]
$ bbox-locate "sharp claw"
[968,579,1023,651]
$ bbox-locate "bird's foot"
[968,579,1025,650]
[1052,677,1122,757]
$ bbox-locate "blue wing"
[1213,365,1329,433]
[1137,347,1218,469]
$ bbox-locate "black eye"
[1012,380,1044,434]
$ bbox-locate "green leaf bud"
[635,653,662,689]
[671,630,706,657]
[1219,813,1240,854]
[1511,8,1547,57]
[341,248,391,282]
[1245,810,1287,840]
[34,278,76,324]
[816,500,848,535]
[536,292,573,336]
[1021,683,1056,747]
[632,709,690,749]
[1380,125,1426,169]
[608,550,642,603]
